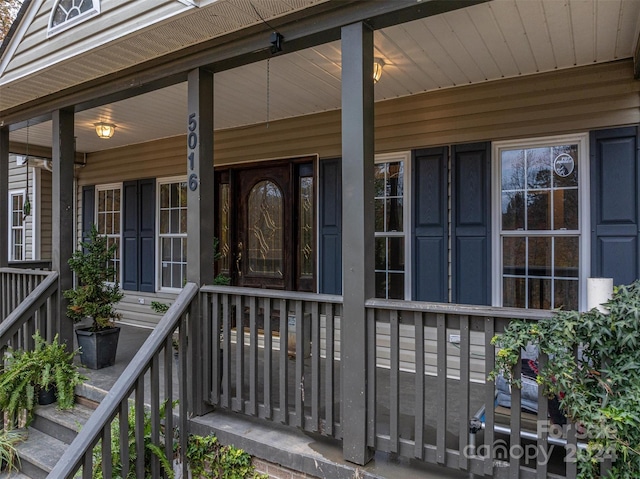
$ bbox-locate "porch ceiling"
[7,0,640,154]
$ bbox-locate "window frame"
[94,183,122,285]
[156,176,188,292]
[374,151,412,300]
[48,0,101,37]
[492,133,590,311]
[8,189,26,262]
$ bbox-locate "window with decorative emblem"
[494,134,588,311]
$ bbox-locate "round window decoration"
[553,153,575,178]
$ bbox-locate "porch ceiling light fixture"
[94,121,116,139]
[373,58,385,83]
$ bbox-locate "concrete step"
[14,428,66,479]
[31,402,95,445]
[7,396,99,479]
[0,471,31,479]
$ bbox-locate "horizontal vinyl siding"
[375,59,640,151]
[78,137,186,186]
[40,170,52,260]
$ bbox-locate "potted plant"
[0,332,86,425]
[490,281,640,478]
[64,224,124,369]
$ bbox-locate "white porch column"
[186,67,215,416]
[52,108,75,347]
[341,21,375,466]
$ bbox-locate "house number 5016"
[187,112,199,191]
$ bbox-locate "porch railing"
[49,282,198,479]
[200,285,344,438]
[0,267,52,321]
[0,270,59,351]
[365,299,582,479]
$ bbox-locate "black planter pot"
[37,386,56,405]
[76,327,120,369]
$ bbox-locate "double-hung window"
[494,134,588,311]
[9,191,25,261]
[95,184,121,283]
[158,178,187,290]
[374,152,410,300]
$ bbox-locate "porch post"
[0,126,8,268]
[341,21,375,465]
[52,108,75,347]
[186,67,215,416]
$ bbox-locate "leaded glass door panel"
[237,165,290,289]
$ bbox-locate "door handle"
[236,242,243,276]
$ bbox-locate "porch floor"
[75,322,473,479]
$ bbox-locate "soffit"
[8,0,640,153]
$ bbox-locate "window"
[158,179,187,289]
[374,153,410,300]
[48,0,100,36]
[95,185,121,283]
[9,191,25,261]
[494,134,588,311]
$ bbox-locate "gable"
[0,0,328,111]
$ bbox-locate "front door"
[216,158,315,291]
[236,164,290,289]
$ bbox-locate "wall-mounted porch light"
[94,122,116,139]
[373,58,385,83]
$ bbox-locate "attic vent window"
[48,0,100,36]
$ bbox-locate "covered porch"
[1,0,640,477]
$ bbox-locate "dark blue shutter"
[591,127,640,286]
[451,142,491,305]
[122,179,156,292]
[139,179,156,292]
[319,158,342,294]
[413,147,447,302]
[81,186,95,244]
[122,181,139,291]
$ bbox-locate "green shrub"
[91,401,175,479]
[491,281,640,478]
[186,434,267,479]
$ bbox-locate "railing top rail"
[49,282,199,479]
[365,298,555,321]
[0,266,55,276]
[200,284,343,304]
[0,271,59,349]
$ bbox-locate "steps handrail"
[49,281,199,479]
[0,271,59,349]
